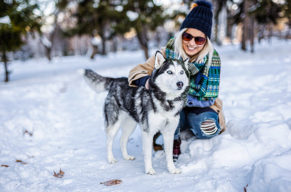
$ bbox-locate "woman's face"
[182,28,206,57]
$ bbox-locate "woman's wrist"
[132,75,150,88]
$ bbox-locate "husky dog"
[83,51,189,174]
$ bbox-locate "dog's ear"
[155,51,165,69]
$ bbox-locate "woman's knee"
[200,119,219,136]
[187,111,221,139]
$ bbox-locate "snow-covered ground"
[1,39,291,192]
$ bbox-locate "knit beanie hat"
[180,0,213,38]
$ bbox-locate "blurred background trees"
[1,0,290,82]
[0,0,41,82]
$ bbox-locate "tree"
[0,0,42,82]
[230,0,282,52]
[252,0,282,42]
[241,0,250,51]
[40,0,68,61]
[182,0,192,9]
[65,0,120,58]
[122,0,166,59]
[282,0,291,38]
[213,0,228,45]
[229,0,252,51]
[63,0,166,59]
[0,24,22,82]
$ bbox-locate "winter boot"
[173,138,181,162]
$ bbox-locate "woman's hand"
[145,79,150,89]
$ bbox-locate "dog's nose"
[176,81,184,89]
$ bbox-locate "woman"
[128,0,226,161]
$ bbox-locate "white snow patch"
[1,39,291,191]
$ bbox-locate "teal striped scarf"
[165,39,221,101]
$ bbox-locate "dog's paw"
[124,155,135,161]
[169,167,182,174]
[145,168,156,175]
[108,158,118,164]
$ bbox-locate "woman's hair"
[173,28,213,65]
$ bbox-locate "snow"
[91,36,101,46]
[1,39,291,192]
[41,36,52,48]
[0,16,11,24]
[115,5,123,12]
[126,11,139,21]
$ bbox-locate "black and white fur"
[83,52,189,174]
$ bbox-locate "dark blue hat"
[180,0,213,38]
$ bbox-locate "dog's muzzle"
[176,81,184,90]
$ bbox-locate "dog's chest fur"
[105,78,184,132]
[134,88,183,132]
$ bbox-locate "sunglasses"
[182,32,206,45]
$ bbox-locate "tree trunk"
[90,45,98,59]
[40,34,52,61]
[250,16,255,53]
[268,24,273,43]
[45,46,52,61]
[142,44,149,60]
[136,33,149,59]
[112,36,118,53]
[214,22,219,44]
[241,26,247,51]
[101,37,106,55]
[99,25,107,56]
[2,51,9,82]
[226,8,233,43]
[135,27,149,59]
[285,19,291,39]
[214,1,223,45]
[258,25,264,44]
[241,0,249,51]
[155,28,162,49]
[47,10,60,60]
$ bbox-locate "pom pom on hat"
[180,0,213,38]
[191,3,198,10]
[192,0,212,9]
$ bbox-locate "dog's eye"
[180,70,184,75]
[167,70,173,75]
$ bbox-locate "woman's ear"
[155,51,165,69]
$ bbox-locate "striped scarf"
[165,39,221,101]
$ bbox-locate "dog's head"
[150,51,189,100]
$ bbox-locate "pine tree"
[282,0,291,38]
[251,0,282,25]
[41,0,70,60]
[65,0,120,57]
[241,0,250,51]
[182,0,192,9]
[0,0,41,82]
[63,0,166,59]
[121,0,166,59]
[230,0,282,52]
[0,24,22,82]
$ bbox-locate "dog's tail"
[83,69,114,92]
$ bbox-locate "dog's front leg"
[162,129,182,174]
[142,131,156,175]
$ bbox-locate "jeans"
[174,107,221,140]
